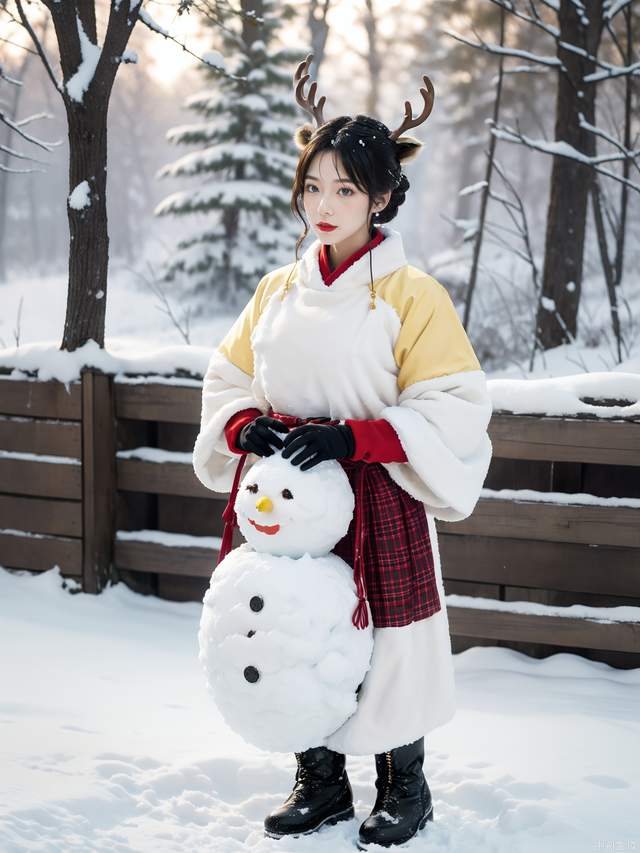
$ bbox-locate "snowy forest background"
[2,4,640,850]
[1,0,638,379]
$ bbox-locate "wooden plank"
[0,416,81,457]
[439,534,640,597]
[0,531,82,576]
[0,379,82,420]
[115,539,218,578]
[157,573,209,602]
[115,382,201,424]
[440,497,640,548]
[448,605,640,653]
[489,414,640,466]
[0,495,82,537]
[82,371,116,594]
[117,458,216,499]
[0,457,82,499]
[157,493,229,537]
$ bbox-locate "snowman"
[198,449,374,753]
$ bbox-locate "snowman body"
[198,450,374,753]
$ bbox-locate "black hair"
[290,114,422,259]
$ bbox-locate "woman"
[192,54,493,850]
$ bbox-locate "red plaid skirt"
[331,457,441,628]
[217,411,441,630]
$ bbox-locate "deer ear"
[395,135,423,163]
[293,124,314,149]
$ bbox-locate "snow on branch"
[65,14,102,103]
[0,64,23,86]
[489,120,640,194]
[536,0,560,12]
[584,59,640,83]
[447,10,629,80]
[0,141,46,164]
[0,164,31,173]
[486,0,560,40]
[441,27,563,70]
[137,7,244,82]
[0,109,59,153]
[577,112,640,163]
[605,0,633,20]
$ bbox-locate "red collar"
[319,229,386,286]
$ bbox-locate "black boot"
[264,746,354,839]
[357,737,434,850]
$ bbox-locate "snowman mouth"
[249,519,281,535]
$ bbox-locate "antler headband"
[293,53,435,140]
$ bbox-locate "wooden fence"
[1,369,639,668]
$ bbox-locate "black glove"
[281,422,355,471]
[237,415,290,456]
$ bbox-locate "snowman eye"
[282,488,293,499]
[246,483,258,493]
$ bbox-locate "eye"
[282,488,293,500]
[305,183,318,193]
[338,187,353,196]
[245,483,258,493]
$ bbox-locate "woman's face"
[302,150,388,245]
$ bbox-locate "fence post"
[81,368,116,593]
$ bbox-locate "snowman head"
[234,449,355,557]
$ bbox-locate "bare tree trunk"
[614,3,633,287]
[590,176,622,362]
[454,148,477,220]
[363,0,381,116]
[16,0,139,351]
[463,3,506,329]
[27,171,44,272]
[0,46,33,281]
[61,108,109,350]
[307,0,331,72]
[535,0,604,350]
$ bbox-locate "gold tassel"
[279,261,299,301]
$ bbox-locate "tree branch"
[440,26,565,71]
[0,108,59,152]
[489,119,640,193]
[137,6,247,82]
[486,0,560,40]
[14,0,61,93]
[0,34,38,56]
[578,111,640,174]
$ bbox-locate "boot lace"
[289,761,330,803]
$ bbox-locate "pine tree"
[155,0,304,311]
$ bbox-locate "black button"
[244,665,260,683]
[247,630,256,638]
[250,595,264,612]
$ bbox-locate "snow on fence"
[1,369,639,667]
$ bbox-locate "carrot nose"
[255,496,273,513]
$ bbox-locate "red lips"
[317,222,337,231]
[249,519,281,535]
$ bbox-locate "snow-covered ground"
[1,565,639,853]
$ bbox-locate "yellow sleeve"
[392,278,481,392]
[217,274,270,377]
